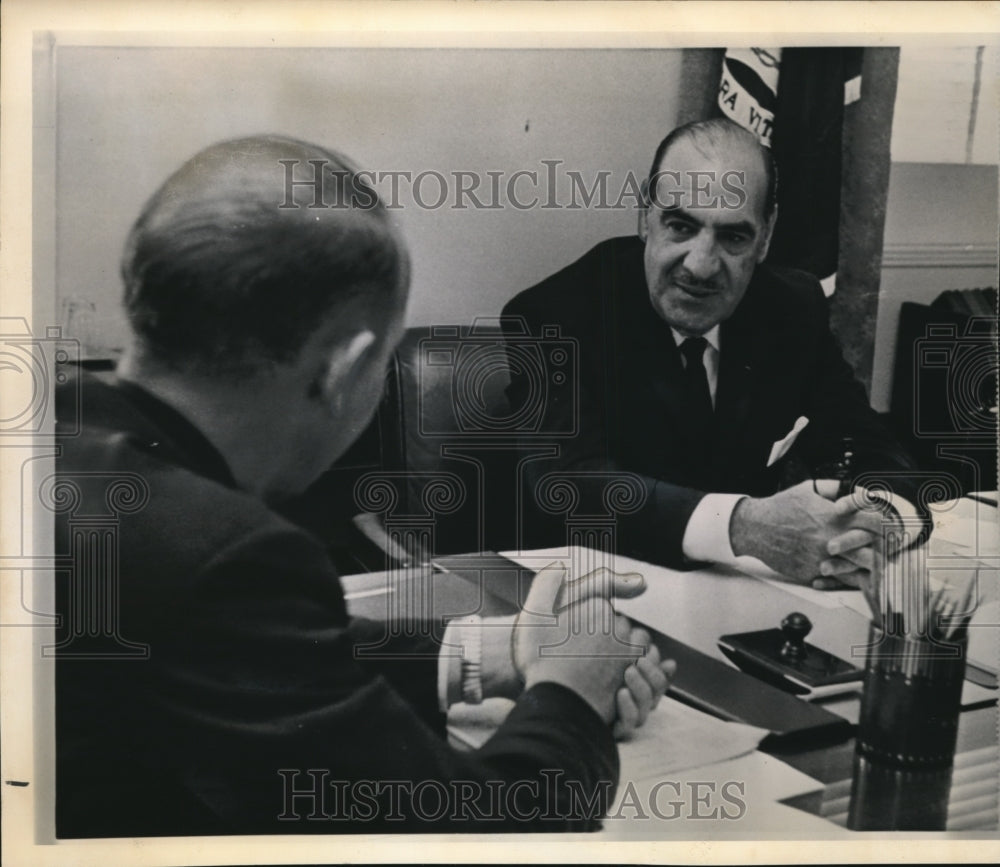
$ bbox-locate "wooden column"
[830,48,900,395]
[676,48,725,125]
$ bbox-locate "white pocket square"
[767,416,809,467]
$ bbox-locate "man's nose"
[683,230,721,279]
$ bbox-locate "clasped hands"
[730,479,899,593]
[479,563,675,740]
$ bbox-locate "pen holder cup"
[847,625,968,830]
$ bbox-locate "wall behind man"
[869,45,999,413]
[45,46,681,355]
[871,162,999,413]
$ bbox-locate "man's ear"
[756,205,778,263]
[315,329,377,414]
[637,178,650,242]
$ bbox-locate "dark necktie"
[679,336,714,441]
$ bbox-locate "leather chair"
[286,321,527,570]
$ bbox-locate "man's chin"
[654,301,717,335]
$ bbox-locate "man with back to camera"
[52,135,674,837]
[504,118,922,591]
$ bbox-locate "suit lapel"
[715,314,756,440]
[713,268,802,482]
[627,304,705,451]
[647,335,690,424]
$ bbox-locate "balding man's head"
[648,118,777,222]
[121,135,408,377]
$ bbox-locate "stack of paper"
[614,695,768,782]
[449,694,831,834]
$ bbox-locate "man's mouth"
[672,280,717,299]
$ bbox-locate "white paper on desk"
[929,498,1000,559]
[761,579,860,610]
[604,701,786,835]
[450,695,768,773]
[599,747,832,837]
[616,696,768,783]
[732,556,849,609]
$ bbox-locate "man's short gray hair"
[121,135,406,376]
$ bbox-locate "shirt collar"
[671,325,720,353]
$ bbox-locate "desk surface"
[340,502,1000,832]
[497,543,999,788]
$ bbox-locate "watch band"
[460,615,484,705]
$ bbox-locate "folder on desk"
[433,552,853,746]
[651,632,852,746]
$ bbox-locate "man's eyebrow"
[659,207,757,237]
[659,207,703,228]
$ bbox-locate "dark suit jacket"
[503,235,919,567]
[54,373,616,837]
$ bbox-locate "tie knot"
[680,336,708,367]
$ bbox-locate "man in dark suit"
[54,135,673,837]
[504,118,919,588]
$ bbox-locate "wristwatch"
[459,615,483,705]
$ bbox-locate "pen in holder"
[847,623,968,830]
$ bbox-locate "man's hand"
[812,489,901,606]
[730,480,885,586]
[612,626,676,741]
[511,563,674,726]
[479,564,646,701]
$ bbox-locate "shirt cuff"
[681,493,748,565]
[861,489,928,546]
[437,616,483,712]
[437,620,463,712]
